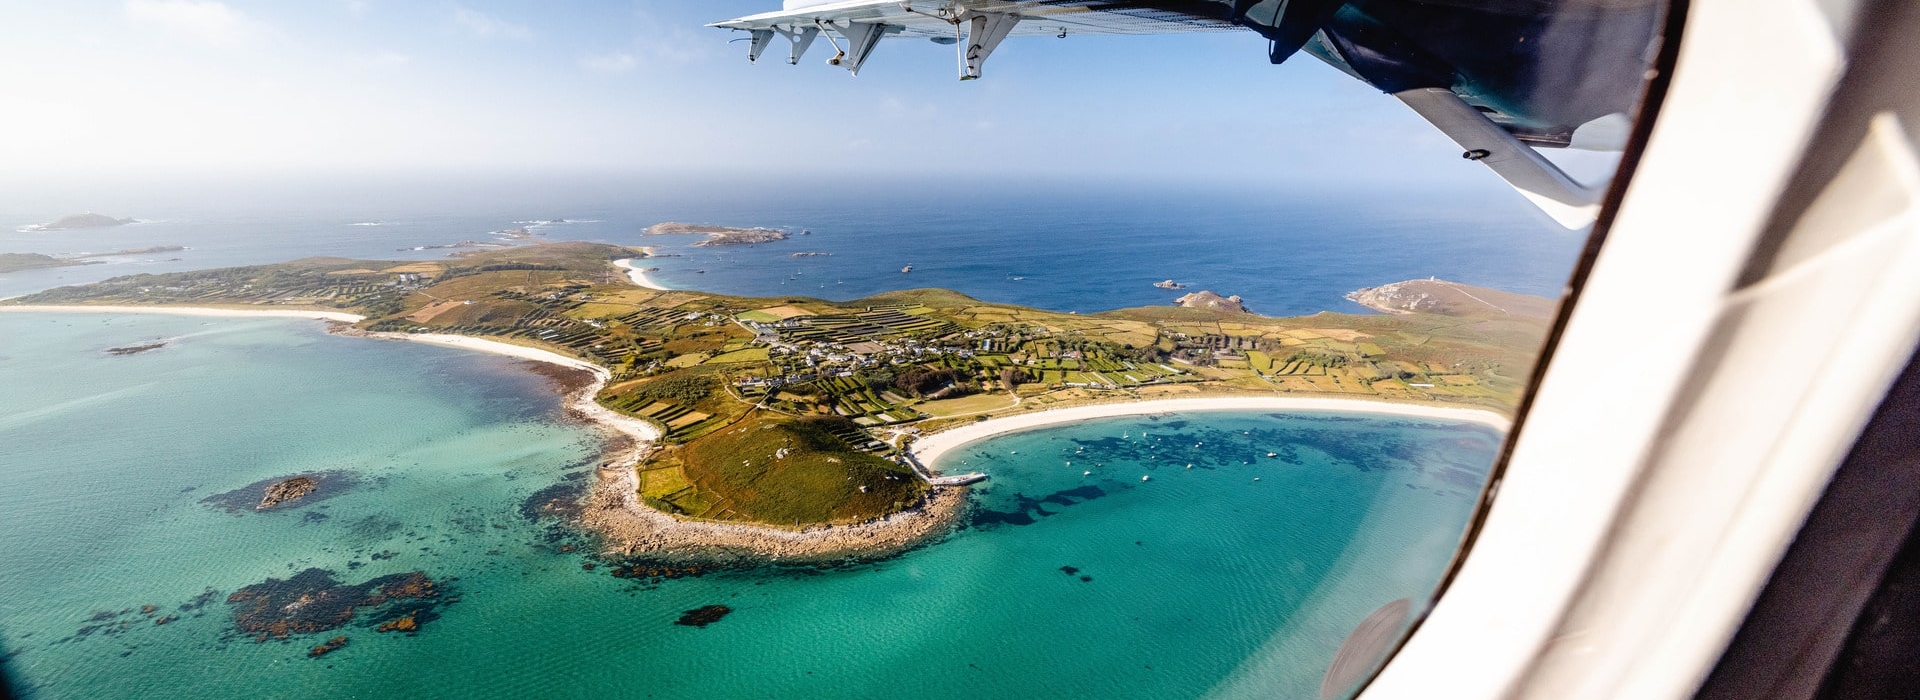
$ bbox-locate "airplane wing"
[711,0,1668,228]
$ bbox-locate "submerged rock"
[674,605,732,628]
[375,614,419,634]
[227,568,446,641]
[308,636,348,658]
[258,476,317,510]
[106,342,166,356]
[201,471,359,514]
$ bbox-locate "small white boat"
[1253,477,1261,482]
[1141,475,1151,482]
[1083,471,1091,476]
[1186,464,1193,469]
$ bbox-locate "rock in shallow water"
[674,605,731,628]
[258,476,317,510]
[308,636,348,658]
[227,568,446,641]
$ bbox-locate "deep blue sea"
[0,179,1581,314]
[0,180,1552,698]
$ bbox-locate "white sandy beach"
[0,304,365,323]
[613,258,669,291]
[908,396,1511,469]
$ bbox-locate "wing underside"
[711,0,1240,37]
[710,0,1667,229]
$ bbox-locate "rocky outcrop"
[257,476,317,510]
[228,568,445,641]
[1173,290,1249,313]
[308,636,348,658]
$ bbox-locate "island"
[96,245,187,256]
[0,253,101,273]
[2,241,1551,561]
[23,213,137,231]
[644,222,789,247]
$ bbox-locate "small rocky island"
[258,476,318,510]
[1153,279,1185,290]
[0,253,100,273]
[789,251,832,258]
[26,213,137,231]
[1174,290,1249,313]
[644,222,789,247]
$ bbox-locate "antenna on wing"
[897,3,966,79]
[774,25,819,65]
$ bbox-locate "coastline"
[0,304,365,323]
[2,303,1511,564]
[613,257,669,291]
[1,301,962,562]
[908,396,1511,470]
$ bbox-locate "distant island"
[23,213,137,231]
[789,252,832,258]
[0,246,191,274]
[644,222,789,247]
[96,245,186,256]
[1347,278,1557,318]
[0,253,101,274]
[3,242,1546,561]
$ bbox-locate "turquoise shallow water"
[0,313,1499,699]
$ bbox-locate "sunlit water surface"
[0,313,1498,699]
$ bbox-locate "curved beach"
[2,304,1504,564]
[0,303,954,562]
[909,397,1510,470]
[613,258,669,291]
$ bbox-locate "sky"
[0,1,1618,195]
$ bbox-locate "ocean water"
[0,313,1501,699]
[0,181,1581,315]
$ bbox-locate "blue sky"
[0,1,1615,193]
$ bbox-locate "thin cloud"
[580,51,636,75]
[123,0,267,45]
[452,5,531,40]
[354,50,411,68]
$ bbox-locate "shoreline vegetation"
[1,236,1554,561]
